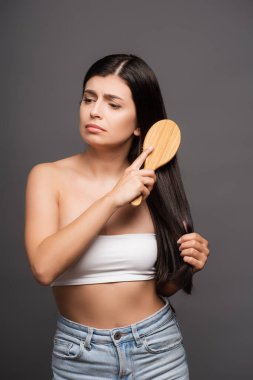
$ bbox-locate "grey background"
[1,0,252,379]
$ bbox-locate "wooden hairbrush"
[131,119,181,207]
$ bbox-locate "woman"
[24,54,210,379]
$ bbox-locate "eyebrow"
[83,89,124,101]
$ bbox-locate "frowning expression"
[79,74,140,148]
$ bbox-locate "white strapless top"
[50,233,157,286]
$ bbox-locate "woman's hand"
[177,229,210,273]
[107,147,157,208]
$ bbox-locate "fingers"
[134,174,155,200]
[141,186,151,200]
[178,239,209,255]
[130,147,154,170]
[178,233,210,273]
[142,176,156,193]
[177,232,208,245]
[127,168,156,186]
[182,255,206,272]
[180,246,208,273]
[139,169,157,181]
[180,247,209,261]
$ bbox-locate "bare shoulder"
[27,161,59,191]
[27,153,81,183]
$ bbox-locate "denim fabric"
[51,296,189,379]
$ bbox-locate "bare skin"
[25,74,209,329]
[51,153,165,328]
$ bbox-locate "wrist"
[103,193,121,211]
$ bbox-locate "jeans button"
[114,331,121,340]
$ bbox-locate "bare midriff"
[52,279,165,328]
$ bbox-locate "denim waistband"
[55,295,174,347]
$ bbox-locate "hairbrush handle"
[131,194,143,207]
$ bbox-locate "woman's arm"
[24,148,156,286]
[24,163,119,286]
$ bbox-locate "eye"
[109,104,121,109]
[82,97,93,103]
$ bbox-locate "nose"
[90,100,102,119]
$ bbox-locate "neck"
[79,144,131,180]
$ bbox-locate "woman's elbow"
[31,263,53,286]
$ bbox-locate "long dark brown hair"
[80,54,194,294]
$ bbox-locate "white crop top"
[50,233,157,286]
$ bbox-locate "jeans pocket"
[142,317,183,354]
[52,333,83,360]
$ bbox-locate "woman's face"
[79,74,140,149]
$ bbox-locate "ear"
[133,127,140,137]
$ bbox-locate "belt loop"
[83,327,93,351]
[131,324,143,348]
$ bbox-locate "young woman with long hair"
[24,53,210,379]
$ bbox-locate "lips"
[85,124,106,131]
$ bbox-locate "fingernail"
[148,146,153,151]
[177,238,181,244]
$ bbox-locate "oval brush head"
[131,119,181,207]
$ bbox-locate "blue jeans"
[51,296,189,379]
